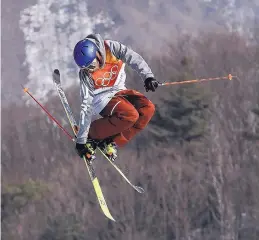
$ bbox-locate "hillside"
[2,30,259,239]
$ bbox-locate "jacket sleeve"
[76,70,94,144]
[106,40,154,81]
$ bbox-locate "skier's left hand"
[144,77,159,92]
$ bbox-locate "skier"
[73,33,158,161]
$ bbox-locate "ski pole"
[158,74,236,86]
[22,85,76,142]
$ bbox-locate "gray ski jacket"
[76,33,154,144]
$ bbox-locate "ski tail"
[97,147,145,194]
[83,159,115,221]
[53,69,115,222]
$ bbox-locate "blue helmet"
[73,39,98,68]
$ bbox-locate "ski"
[52,69,145,194]
[98,148,145,193]
[52,69,115,222]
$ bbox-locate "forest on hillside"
[2,30,259,240]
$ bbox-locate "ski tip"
[136,186,145,194]
[53,69,61,84]
[54,69,60,75]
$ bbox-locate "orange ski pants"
[88,89,155,147]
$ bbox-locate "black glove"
[144,77,159,92]
[75,141,96,158]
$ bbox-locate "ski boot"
[98,138,118,162]
[84,141,97,164]
[76,139,97,164]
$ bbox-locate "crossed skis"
[23,69,144,222]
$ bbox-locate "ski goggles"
[83,52,102,71]
[86,58,99,71]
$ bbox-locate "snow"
[19,0,114,103]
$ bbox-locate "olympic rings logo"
[95,65,119,87]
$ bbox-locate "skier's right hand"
[75,142,95,159]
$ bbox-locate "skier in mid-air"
[73,33,158,161]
